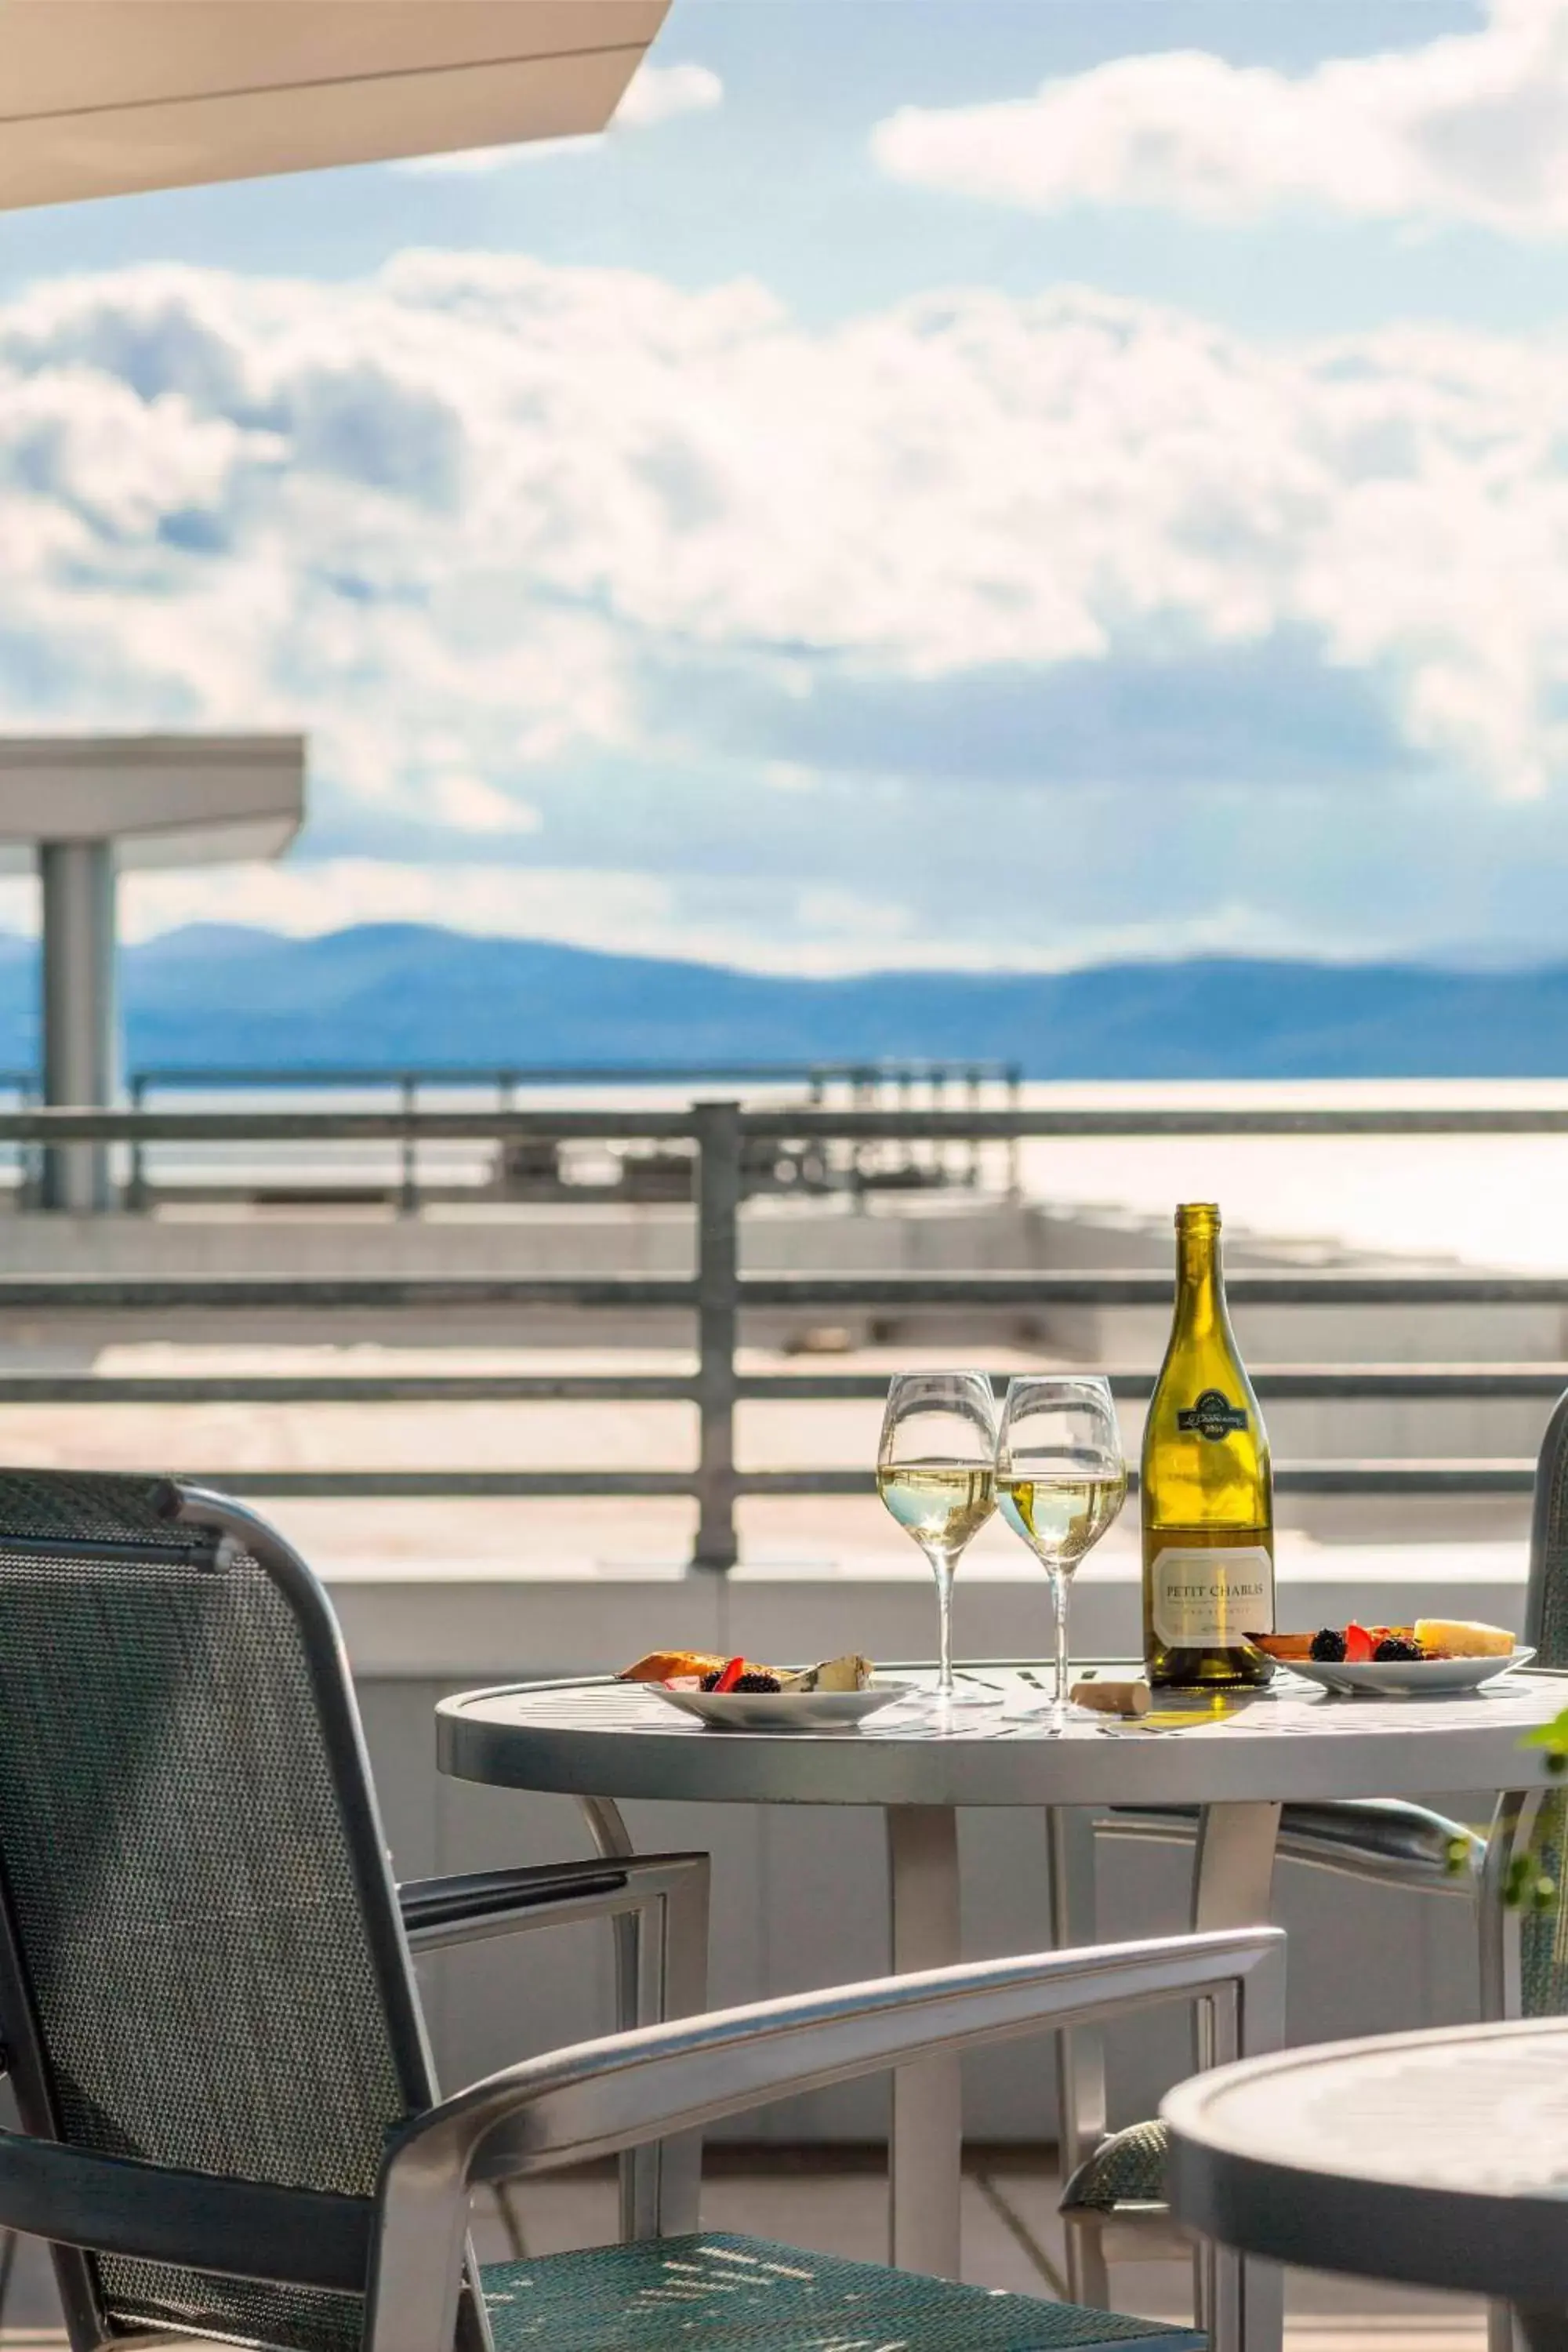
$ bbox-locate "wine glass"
[996,1375,1127,1732]
[877,1371,998,1708]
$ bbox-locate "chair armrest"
[397,1854,709,1952]
[365,1926,1284,2352]
[1098,1799,1482,1893]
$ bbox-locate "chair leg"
[1062,2212,1109,2310]
[646,1849,710,2235]
[579,1798,713,2240]
[1048,1809,1110,2309]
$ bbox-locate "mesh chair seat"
[1061,2122,1170,2216]
[478,2234,1200,2350]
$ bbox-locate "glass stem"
[1051,1567,1070,1714]
[931,1550,956,1693]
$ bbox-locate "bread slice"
[1414,1617,1514,1658]
[618,1650,731,1684]
[1251,1633,1314,1661]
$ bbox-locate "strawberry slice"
[1344,1621,1375,1663]
[713,1656,747,1693]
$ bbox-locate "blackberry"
[700,1669,724,1691]
[1310,1628,1348,1662]
[731,1672,782,1694]
[1372,1635,1424,1662]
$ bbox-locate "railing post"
[692,1098,741,1572]
[126,1073,147,1212]
[1007,1062,1023,1200]
[399,1076,418,1217]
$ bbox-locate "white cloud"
[396,60,721,175]
[614,61,723,130]
[426,774,541,834]
[10,251,1568,961]
[871,0,1568,238]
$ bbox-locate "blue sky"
[5,0,1568,971]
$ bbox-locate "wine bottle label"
[1176,1388,1249,1442]
[1150,1546,1272,1646]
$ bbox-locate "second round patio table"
[437,1663,1567,2297]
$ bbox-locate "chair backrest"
[1528,1388,1568,1668]
[0,1471,437,2352]
[1520,1395,1568,2018]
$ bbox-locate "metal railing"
[123,1060,1025,1211]
[0,1097,1561,1564]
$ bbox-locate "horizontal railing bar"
[0,1276,696,1310]
[131,1060,1016,1088]
[0,1271,1562,1312]
[0,1365,1552,1406]
[0,1374,699,1403]
[738,1364,1568,1402]
[0,1109,696,1142]
[176,1471,702,1497]
[741,1272,1568,1307]
[739,1107,1568,1138]
[157,1460,1538,1498]
[8,1103,1568,1142]
[738,1461,1537,1497]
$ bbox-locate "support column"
[40,840,116,1214]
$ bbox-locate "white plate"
[644,1680,912,1733]
[1288,1646,1534,1698]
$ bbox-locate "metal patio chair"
[1061,1391,1568,2325]
[0,1467,1284,2352]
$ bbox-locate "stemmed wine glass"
[877,1371,998,1708]
[996,1375,1127,1732]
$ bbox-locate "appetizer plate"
[645,1680,912,1733]
[1288,1646,1534,1699]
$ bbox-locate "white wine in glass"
[996,1375,1127,1730]
[877,1371,998,1705]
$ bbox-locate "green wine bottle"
[1142,1203,1275,1689]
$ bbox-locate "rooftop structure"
[0,0,670,207]
[0,735,305,1211]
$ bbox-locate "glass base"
[924,1671,1002,1708]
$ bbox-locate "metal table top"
[1165,2016,1568,2310]
[437,1664,1568,1808]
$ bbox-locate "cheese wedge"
[781,1653,873,1693]
[1414,1617,1514,1659]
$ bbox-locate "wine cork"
[1069,1678,1151,1718]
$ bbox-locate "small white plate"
[1288,1646,1534,1699]
[644,1680,912,1733]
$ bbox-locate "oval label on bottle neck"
[1177,1388,1249,1442]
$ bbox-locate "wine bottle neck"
[1175,1229,1226,1338]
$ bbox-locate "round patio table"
[1164,2015,1568,2352]
[437,1664,1566,2303]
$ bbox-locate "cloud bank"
[872,0,1568,238]
[3,249,1568,964]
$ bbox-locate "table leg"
[1192,1802,1283,2352]
[886,1805,963,2279]
[578,1797,705,2241]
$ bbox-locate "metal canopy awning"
[0,0,670,209]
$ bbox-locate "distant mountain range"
[0,922,1562,1078]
